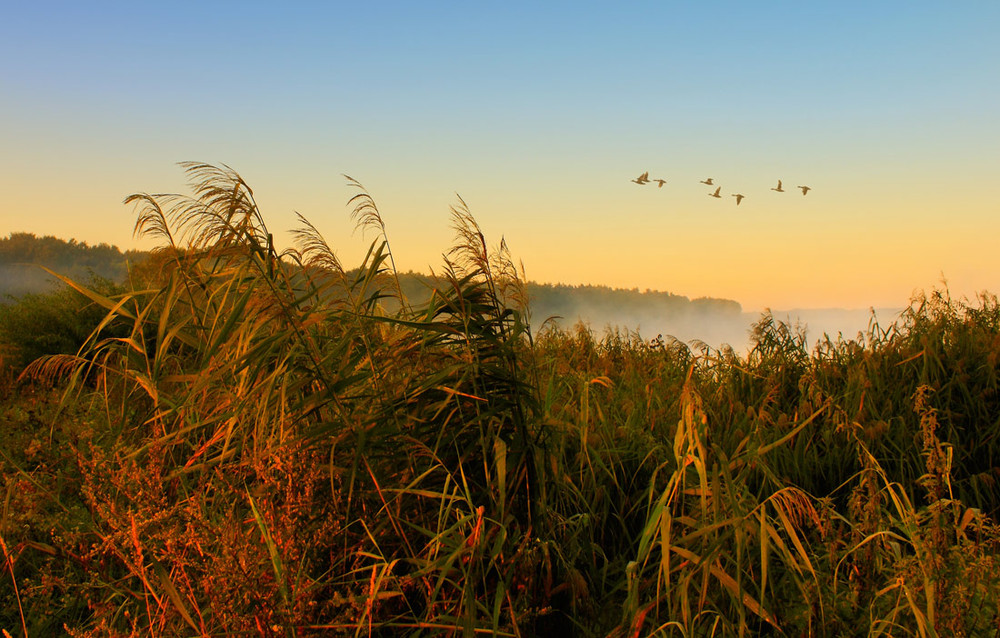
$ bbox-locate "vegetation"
[0,276,133,371]
[0,233,141,301]
[2,163,999,636]
[0,232,751,347]
[396,275,744,340]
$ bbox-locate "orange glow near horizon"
[2,4,998,313]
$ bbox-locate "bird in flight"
[798,185,811,195]
[732,193,744,205]
[632,171,650,185]
[700,178,714,185]
[709,186,722,198]
[652,178,667,188]
[771,180,784,193]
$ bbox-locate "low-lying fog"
[537,307,906,352]
[527,286,904,353]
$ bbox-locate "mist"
[526,283,904,352]
[0,264,61,301]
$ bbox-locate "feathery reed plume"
[128,192,177,249]
[167,162,271,253]
[345,175,385,237]
[447,195,490,278]
[491,237,531,325]
[345,175,408,310]
[288,212,345,277]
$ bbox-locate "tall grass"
[3,163,1000,636]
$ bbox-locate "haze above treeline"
[0,232,901,350]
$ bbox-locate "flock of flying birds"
[631,172,810,205]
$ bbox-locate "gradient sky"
[2,2,998,311]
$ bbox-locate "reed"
[3,164,1000,636]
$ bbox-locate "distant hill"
[0,232,144,301]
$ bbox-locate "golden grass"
[2,164,999,636]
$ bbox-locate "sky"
[1,2,998,312]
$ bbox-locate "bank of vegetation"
[0,233,142,300]
[0,233,746,347]
[1,163,999,636]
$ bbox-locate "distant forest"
[0,232,142,300]
[397,272,746,344]
[525,281,742,336]
[0,233,747,343]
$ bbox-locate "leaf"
[247,490,290,608]
[152,558,200,633]
[669,545,779,628]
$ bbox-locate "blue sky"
[2,2,998,310]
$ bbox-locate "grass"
[2,163,1000,636]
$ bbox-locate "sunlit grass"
[2,163,1000,636]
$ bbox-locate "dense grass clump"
[2,163,1000,636]
[0,275,131,373]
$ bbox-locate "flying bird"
[732,193,744,205]
[652,178,667,188]
[709,186,722,198]
[632,171,650,185]
[771,180,784,193]
[700,178,714,185]
[798,185,811,195]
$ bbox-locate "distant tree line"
[0,232,144,301]
[525,281,741,323]
[0,232,742,323]
[0,234,748,369]
[394,272,743,340]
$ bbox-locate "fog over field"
[542,305,905,352]
[525,281,905,351]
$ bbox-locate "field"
[2,164,1000,636]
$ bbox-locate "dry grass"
[2,163,1000,636]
